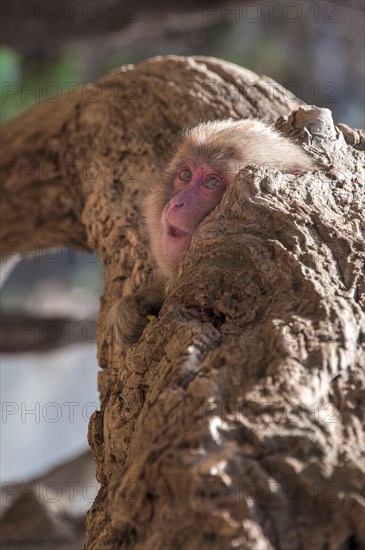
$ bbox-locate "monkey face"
[160,162,228,265]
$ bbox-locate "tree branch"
[2,56,364,549]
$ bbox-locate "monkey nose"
[173,202,184,208]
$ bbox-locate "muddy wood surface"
[1,56,364,549]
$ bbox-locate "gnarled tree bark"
[1,56,364,549]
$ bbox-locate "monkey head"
[144,118,315,278]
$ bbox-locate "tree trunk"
[1,56,364,549]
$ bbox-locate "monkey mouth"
[164,224,192,264]
[167,224,189,238]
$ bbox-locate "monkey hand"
[108,280,166,346]
[109,294,151,346]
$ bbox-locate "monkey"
[111,118,316,345]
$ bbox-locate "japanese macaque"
[113,118,315,345]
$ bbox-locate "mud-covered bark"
[1,56,364,549]
[87,107,364,550]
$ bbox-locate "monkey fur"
[112,118,316,345]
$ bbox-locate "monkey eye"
[202,176,221,189]
[178,168,192,182]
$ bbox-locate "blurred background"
[0,0,364,544]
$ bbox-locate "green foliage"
[0,48,83,123]
[0,47,21,121]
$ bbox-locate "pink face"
[161,163,228,265]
